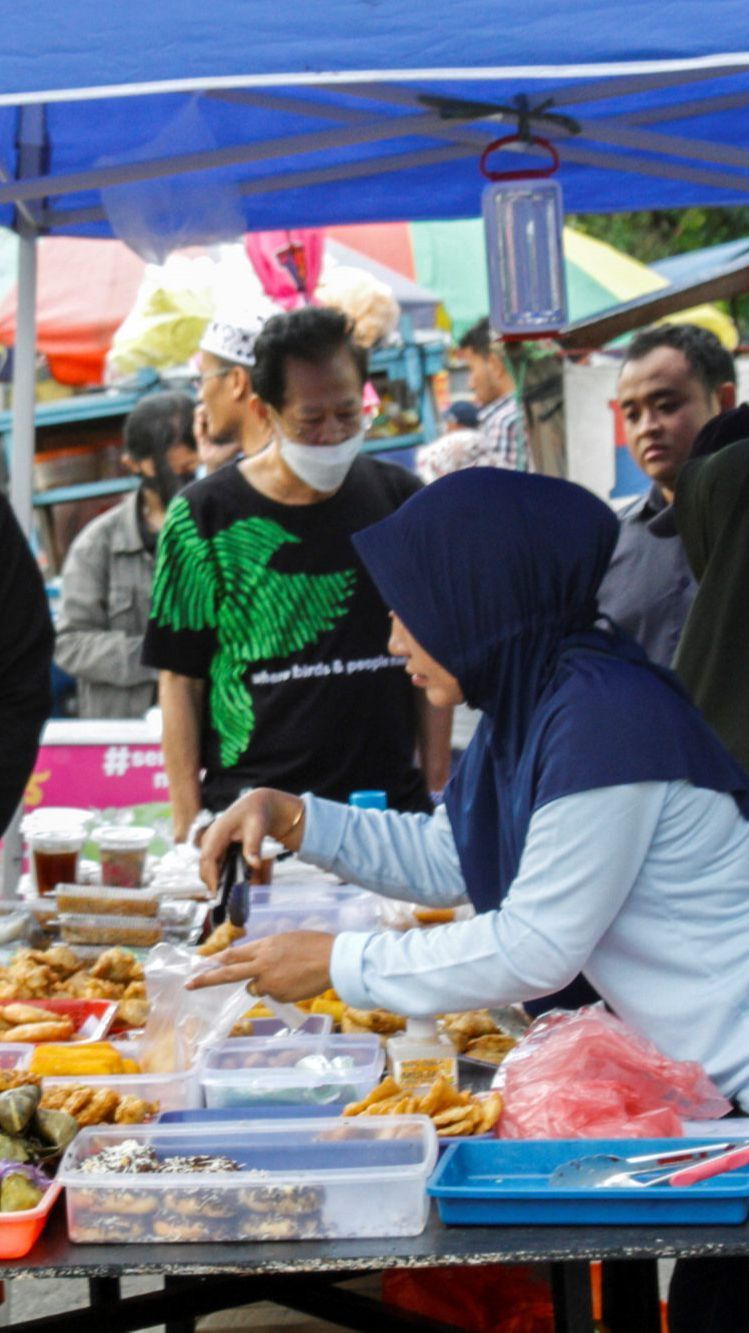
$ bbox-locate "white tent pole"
[9,226,37,536]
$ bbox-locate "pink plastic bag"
[496,1004,732,1139]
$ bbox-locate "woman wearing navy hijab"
[192,469,749,1116]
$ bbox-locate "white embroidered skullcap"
[199,315,264,368]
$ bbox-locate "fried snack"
[89,948,140,984]
[122,981,146,1000]
[114,1095,157,1124]
[115,998,149,1030]
[197,920,244,957]
[464,1033,517,1065]
[3,1019,75,1042]
[341,1075,401,1117]
[441,1009,499,1053]
[340,1007,406,1039]
[343,1074,503,1137]
[0,1003,62,1026]
[39,1085,156,1125]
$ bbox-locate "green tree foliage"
[568,207,749,265]
[569,207,749,336]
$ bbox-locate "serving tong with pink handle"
[550,1141,749,1189]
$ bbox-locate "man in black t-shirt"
[143,308,452,838]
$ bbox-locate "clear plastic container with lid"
[60,1115,437,1242]
[200,1034,384,1109]
[243,883,380,940]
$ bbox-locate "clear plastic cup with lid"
[21,808,92,897]
[93,825,155,888]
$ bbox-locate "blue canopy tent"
[3,2,749,877]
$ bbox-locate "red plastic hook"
[479,133,560,182]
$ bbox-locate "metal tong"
[550,1140,746,1189]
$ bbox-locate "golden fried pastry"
[343,1073,503,1138]
[0,1002,60,1025]
[113,1095,157,1125]
[464,1033,517,1065]
[441,1009,499,1053]
[122,980,146,999]
[42,946,83,978]
[197,920,243,957]
[340,1007,405,1038]
[89,947,137,984]
[76,1089,121,1127]
[115,999,149,1029]
[4,1018,75,1042]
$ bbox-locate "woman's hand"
[186,930,334,1002]
[199,788,305,892]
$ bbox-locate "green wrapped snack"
[0,1133,28,1163]
[0,1085,40,1137]
[33,1109,78,1154]
[0,1163,47,1212]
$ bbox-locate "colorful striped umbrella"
[327,220,737,349]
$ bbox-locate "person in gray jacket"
[54,391,197,718]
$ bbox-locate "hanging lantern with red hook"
[481,132,568,339]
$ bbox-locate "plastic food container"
[158,899,210,945]
[243,884,380,941]
[0,1044,34,1070]
[59,913,163,948]
[55,884,160,918]
[39,1038,202,1117]
[61,1116,437,1242]
[233,1015,333,1039]
[0,1180,62,1258]
[93,826,155,888]
[6,999,117,1043]
[200,1035,384,1110]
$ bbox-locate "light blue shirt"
[300,782,749,1109]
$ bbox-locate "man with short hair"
[416,317,526,482]
[55,391,197,718]
[598,323,736,666]
[144,307,452,839]
[192,316,272,474]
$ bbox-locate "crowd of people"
[6,309,749,1330]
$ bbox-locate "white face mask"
[277,426,365,493]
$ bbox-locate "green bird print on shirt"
[149,498,357,766]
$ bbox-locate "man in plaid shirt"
[417,318,526,482]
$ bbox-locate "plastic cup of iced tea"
[93,825,155,888]
[29,827,87,896]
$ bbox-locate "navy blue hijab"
[353,469,749,913]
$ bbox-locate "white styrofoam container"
[61,1115,437,1241]
[200,1035,384,1110]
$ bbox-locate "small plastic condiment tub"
[55,884,160,917]
[60,1116,437,1242]
[0,1181,62,1258]
[38,1039,202,1116]
[243,884,380,941]
[59,913,163,949]
[200,1035,384,1110]
[92,825,154,889]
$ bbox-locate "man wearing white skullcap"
[194,316,271,473]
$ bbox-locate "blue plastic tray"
[428,1138,749,1226]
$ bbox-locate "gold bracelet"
[277,803,305,841]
